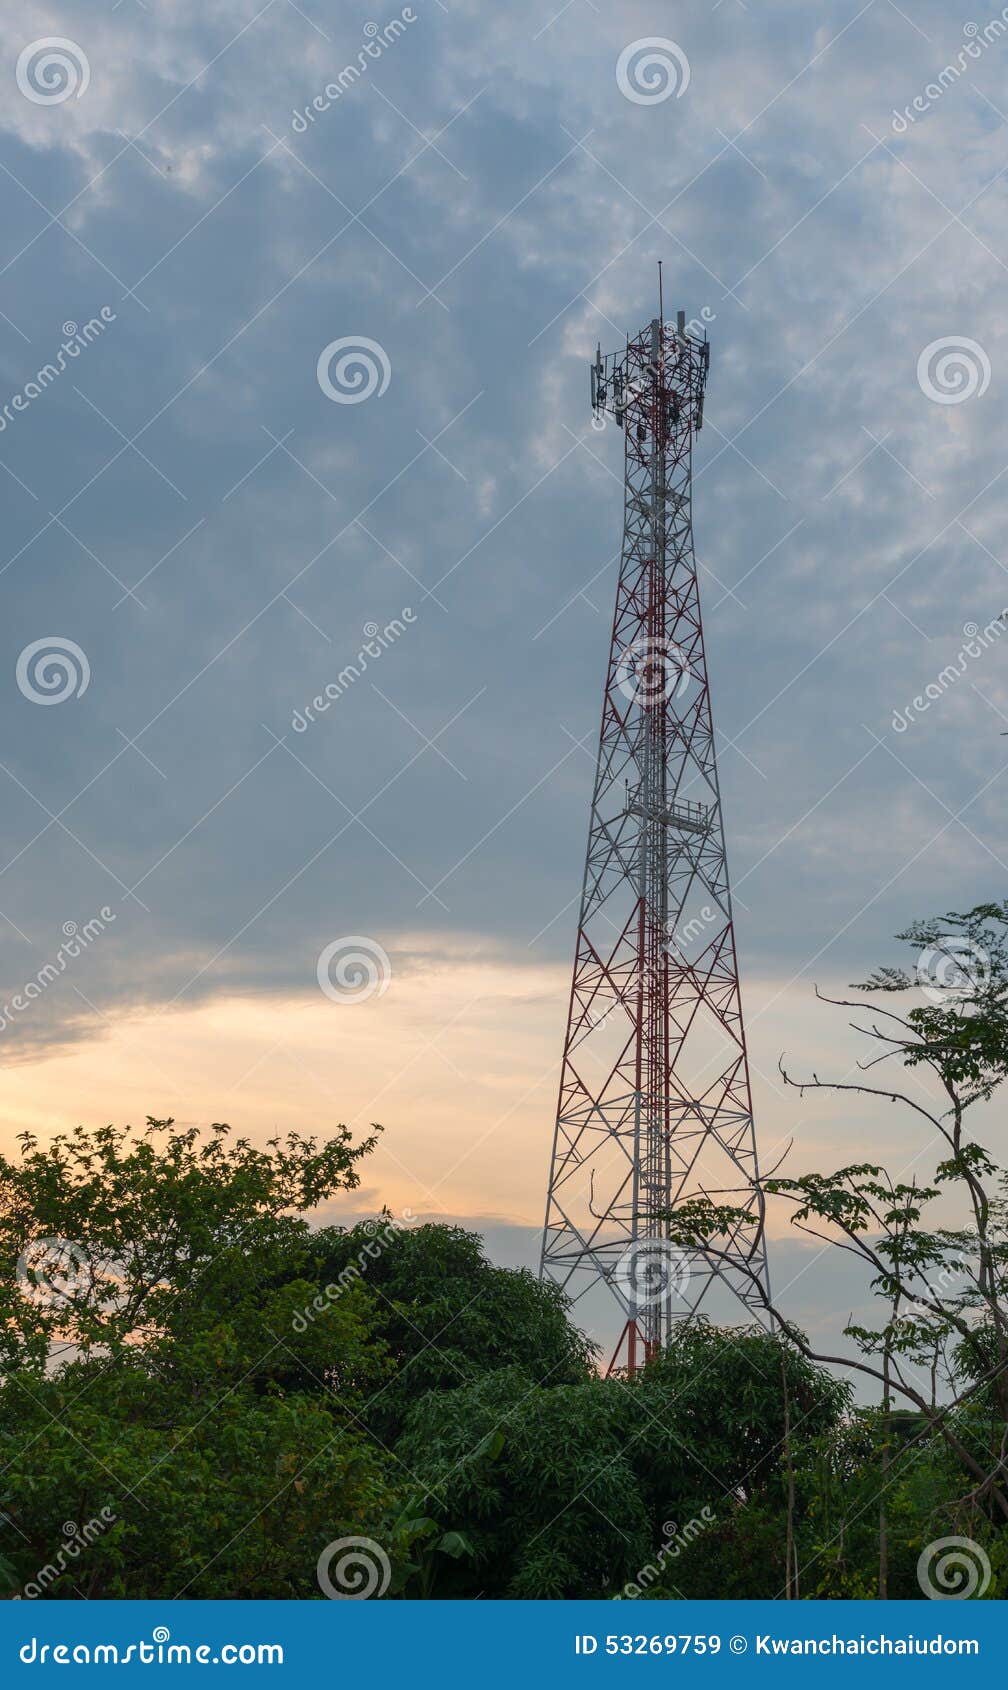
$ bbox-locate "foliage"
[395,1366,652,1598]
[304,1221,596,1440]
[624,1321,850,1515]
[0,1115,392,1598]
[2,911,1008,1608]
[663,903,1008,1529]
[0,1116,378,1375]
[1,1360,393,1598]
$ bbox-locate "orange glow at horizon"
[0,951,940,1242]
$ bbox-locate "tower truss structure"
[540,301,771,1375]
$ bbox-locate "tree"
[663,901,1008,1548]
[1,1361,393,1598]
[392,1324,848,1600]
[0,1116,379,1375]
[625,1320,848,1513]
[305,1221,596,1440]
[395,1366,652,1598]
[0,1115,396,1598]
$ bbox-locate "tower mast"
[540,291,770,1374]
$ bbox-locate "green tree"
[663,902,1008,1546]
[0,1116,379,1374]
[0,1116,396,1598]
[306,1221,596,1440]
[395,1366,652,1598]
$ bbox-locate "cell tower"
[540,286,771,1375]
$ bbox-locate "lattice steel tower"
[540,291,771,1375]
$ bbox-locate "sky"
[0,0,1005,1361]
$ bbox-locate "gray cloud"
[0,0,1003,1072]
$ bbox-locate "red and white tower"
[540,295,770,1374]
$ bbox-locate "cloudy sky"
[0,0,1004,1358]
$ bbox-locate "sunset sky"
[0,0,1005,1359]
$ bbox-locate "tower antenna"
[540,296,771,1376]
